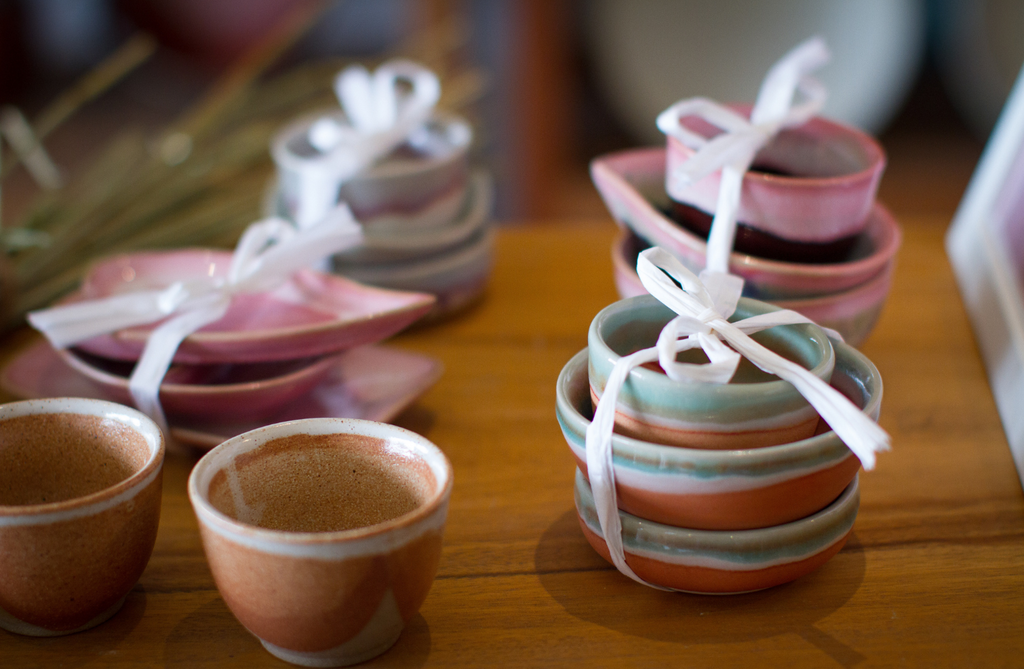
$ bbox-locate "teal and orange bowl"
[588,295,835,450]
[558,335,880,530]
[573,467,859,594]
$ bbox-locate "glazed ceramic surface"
[335,224,494,320]
[1,342,443,451]
[0,397,164,635]
[591,147,902,300]
[332,171,492,264]
[273,110,471,230]
[611,228,894,347]
[574,468,859,594]
[558,339,879,530]
[56,348,338,420]
[588,295,834,449]
[189,418,453,667]
[70,250,435,364]
[663,106,886,243]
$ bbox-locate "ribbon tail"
[718,321,890,470]
[751,36,830,124]
[128,298,230,436]
[27,287,189,350]
[585,346,671,590]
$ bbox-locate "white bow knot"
[282,60,440,229]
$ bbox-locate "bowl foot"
[0,594,127,637]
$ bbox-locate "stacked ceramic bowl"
[591,108,901,346]
[1,250,444,451]
[556,295,882,593]
[271,111,495,321]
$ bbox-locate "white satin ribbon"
[290,59,440,228]
[584,247,889,588]
[27,204,364,435]
[656,37,830,279]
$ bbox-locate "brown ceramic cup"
[0,397,164,636]
[188,418,453,667]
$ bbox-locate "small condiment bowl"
[188,418,453,667]
[591,147,902,300]
[57,348,338,420]
[611,228,894,347]
[573,468,859,594]
[272,110,472,231]
[589,295,834,449]
[0,397,164,636]
[558,337,879,530]
[661,105,886,244]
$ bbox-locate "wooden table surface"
[1,210,1023,667]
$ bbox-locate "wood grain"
[1,213,1022,667]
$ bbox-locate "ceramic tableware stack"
[591,104,901,347]
[270,80,494,321]
[562,38,891,593]
[555,293,880,594]
[0,249,444,451]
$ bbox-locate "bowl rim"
[188,417,454,549]
[575,466,860,549]
[588,295,835,407]
[0,397,165,520]
[664,104,887,188]
[611,226,895,309]
[57,347,338,397]
[557,340,881,471]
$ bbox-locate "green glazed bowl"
[588,295,835,449]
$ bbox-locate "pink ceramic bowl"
[574,468,859,594]
[189,418,453,667]
[611,228,894,347]
[661,105,886,244]
[559,339,879,530]
[591,147,902,300]
[0,397,164,636]
[56,347,339,420]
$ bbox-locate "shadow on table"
[535,508,869,668]
[0,587,147,668]
[162,594,432,667]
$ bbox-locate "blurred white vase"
[586,0,927,141]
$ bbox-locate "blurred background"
[0,0,1021,223]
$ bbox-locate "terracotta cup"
[188,418,453,667]
[0,397,164,636]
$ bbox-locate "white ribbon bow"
[584,247,890,588]
[290,59,440,228]
[656,37,830,279]
[27,205,364,435]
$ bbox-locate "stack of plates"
[271,112,494,321]
[1,250,443,450]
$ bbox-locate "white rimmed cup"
[0,397,164,636]
[188,418,453,667]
